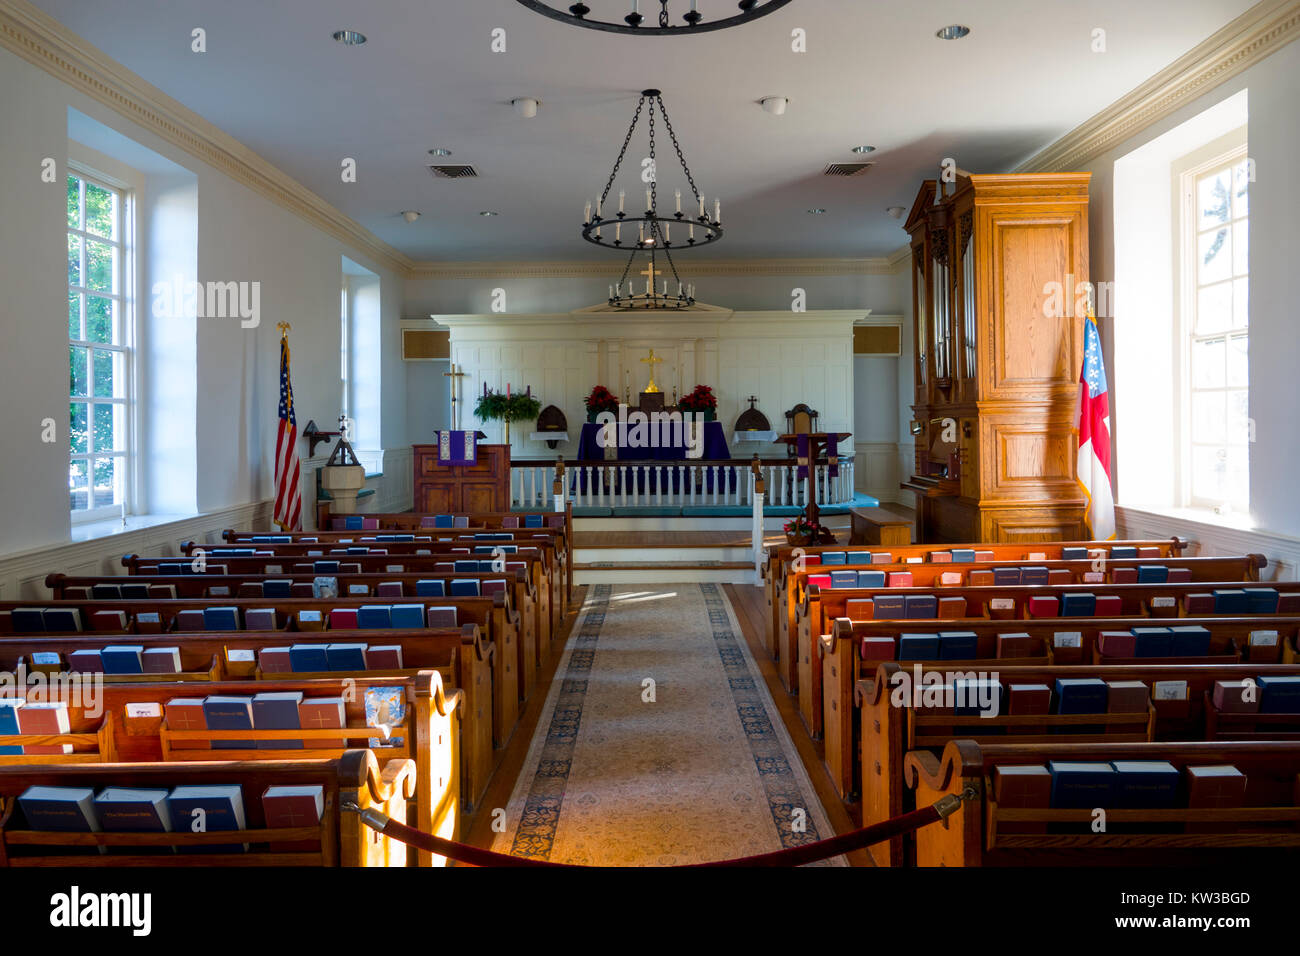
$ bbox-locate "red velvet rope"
[356,799,952,867]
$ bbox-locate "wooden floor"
[574,530,792,549]
[463,580,870,866]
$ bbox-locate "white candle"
[616,282,621,296]
[584,201,592,223]
[645,187,652,211]
[662,280,668,295]
[619,189,625,213]
[689,223,695,240]
[609,284,614,298]
[639,222,645,242]
[677,281,683,296]
[699,195,705,217]
[675,189,682,213]
[616,222,622,241]
[596,196,602,217]
[665,223,671,242]
[714,198,721,223]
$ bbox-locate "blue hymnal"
[830,571,857,589]
[857,570,886,588]
[1212,589,1248,614]
[1020,566,1049,586]
[897,633,939,661]
[42,608,83,632]
[158,562,184,574]
[1111,761,1179,808]
[1256,676,1300,714]
[1054,678,1108,714]
[252,691,305,749]
[344,516,363,530]
[1061,547,1088,561]
[357,605,392,629]
[202,606,239,631]
[11,608,46,632]
[325,644,368,672]
[166,785,247,854]
[415,579,446,598]
[1169,625,1211,657]
[100,645,145,675]
[313,561,340,573]
[821,552,847,566]
[1110,546,1138,559]
[847,552,873,566]
[345,547,368,555]
[954,678,1003,717]
[524,514,543,528]
[202,695,255,750]
[454,560,479,571]
[451,579,480,597]
[262,579,293,598]
[0,700,23,755]
[391,604,424,629]
[992,567,1021,586]
[1060,593,1096,617]
[289,644,330,672]
[472,546,496,555]
[1136,565,1169,584]
[120,583,151,599]
[1048,761,1117,809]
[872,595,905,619]
[904,595,937,619]
[1132,626,1172,658]
[18,786,100,833]
[951,549,976,563]
[91,584,121,599]
[434,515,454,529]
[94,788,174,853]
[938,631,978,660]
[1244,588,1280,613]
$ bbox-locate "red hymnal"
[1137,547,1161,559]
[1047,569,1073,586]
[1186,765,1247,830]
[298,697,346,750]
[1094,595,1123,617]
[887,572,912,588]
[16,702,72,754]
[368,646,404,669]
[1184,593,1215,615]
[1212,680,1260,714]
[262,784,325,853]
[968,570,994,588]
[328,609,359,630]
[1112,567,1138,584]
[974,550,996,562]
[1027,596,1058,619]
[929,552,952,563]
[91,610,128,632]
[1167,568,1193,583]
[175,609,205,631]
[993,764,1051,832]
[845,600,874,622]
[859,637,895,661]
[1098,631,1135,658]
[1106,680,1150,713]
[259,647,293,674]
[937,596,967,619]
[996,633,1037,659]
[164,698,210,750]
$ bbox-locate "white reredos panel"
[414,304,866,460]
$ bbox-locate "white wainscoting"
[855,441,900,504]
[1118,506,1300,582]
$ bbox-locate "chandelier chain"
[657,95,702,204]
[598,94,645,207]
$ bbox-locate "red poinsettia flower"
[585,385,619,413]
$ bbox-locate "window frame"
[67,163,136,523]
[1172,128,1249,516]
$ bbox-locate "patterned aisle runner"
[492,583,844,866]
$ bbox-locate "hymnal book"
[992,568,1021,586]
[357,605,392,629]
[450,579,480,597]
[1212,680,1260,714]
[376,582,404,598]
[845,552,872,565]
[91,584,121,599]
[18,786,100,837]
[90,609,128,632]
[1132,626,1173,658]
[252,691,304,749]
[1019,567,1048,586]
[312,576,340,599]
[94,787,174,854]
[1212,589,1248,614]
[1112,760,1179,809]
[100,645,145,675]
[42,608,82,632]
[1026,596,1058,619]
[68,648,104,673]
[1186,765,1247,814]
[1098,631,1136,658]
[114,583,145,598]
[202,606,239,631]
[996,633,1036,659]
[142,647,182,674]
[1110,546,1137,559]
[365,687,406,748]
[859,637,895,661]
[951,549,975,563]
[938,571,962,587]
[157,562,183,574]
[869,552,892,565]
[258,646,293,674]
[1136,547,1161,559]
[166,785,247,854]
[136,611,163,634]
[1048,761,1116,809]
[1170,625,1211,657]
[325,643,368,671]
[1255,675,1300,714]
[829,571,857,589]
[16,702,72,754]
[481,580,508,597]
[426,607,458,628]
[897,634,939,661]
[415,579,446,597]
[453,560,478,572]
[391,604,425,629]
[1059,593,1096,617]
[328,608,359,630]
[990,597,1018,620]
[1278,593,1300,613]
[262,579,293,598]
[28,651,64,676]
[368,645,404,669]
[928,552,952,564]
[968,570,994,587]
[872,595,904,620]
[903,595,937,620]
[299,697,346,750]
[289,644,330,672]
[1167,567,1193,583]
[886,572,913,588]
[1093,595,1123,616]
[993,764,1051,833]
[845,599,874,622]
[1106,681,1150,714]
[1046,570,1074,586]
[857,570,886,588]
[1136,565,1169,583]
[262,784,325,852]
[1183,593,1215,615]
[175,609,205,631]
[820,552,846,566]
[1007,684,1052,735]
[202,695,255,750]
[1242,587,1279,613]
[1054,678,1108,715]
[296,610,325,632]
[937,631,978,661]
[244,608,278,631]
[973,551,996,562]
[936,596,966,619]
[954,678,1002,717]
[0,700,23,754]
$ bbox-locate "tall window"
[340,278,350,432]
[68,169,132,519]
[1179,145,1249,513]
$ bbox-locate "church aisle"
[491,583,845,866]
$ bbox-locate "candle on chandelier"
[619,189,625,213]
[665,223,671,242]
[584,201,592,223]
[699,195,706,217]
[596,195,602,217]
[662,280,668,296]
[609,284,614,299]
[675,188,682,214]
[645,187,652,211]
[616,222,622,241]
[689,223,695,240]
[638,222,645,243]
[714,198,721,224]
[678,281,683,297]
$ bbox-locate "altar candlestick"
[675,189,682,213]
[619,189,625,213]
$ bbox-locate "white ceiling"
[34,0,1258,261]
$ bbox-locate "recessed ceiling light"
[479,211,498,217]
[807,208,827,215]
[936,25,970,40]
[511,97,540,118]
[401,210,421,223]
[886,206,906,219]
[759,96,789,115]
[428,148,452,157]
[332,30,367,45]
[852,145,876,154]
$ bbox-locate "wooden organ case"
[901,173,1091,543]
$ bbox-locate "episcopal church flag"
[1076,311,1115,540]
[273,332,302,531]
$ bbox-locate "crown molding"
[0,0,413,277]
[885,243,911,272]
[406,257,898,281]
[1016,0,1300,173]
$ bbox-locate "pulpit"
[413,441,510,512]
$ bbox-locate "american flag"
[1076,310,1115,540]
[273,333,302,531]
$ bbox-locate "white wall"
[0,44,406,558]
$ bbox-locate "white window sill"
[1118,503,1262,534]
[69,512,196,544]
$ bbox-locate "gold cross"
[639,263,663,283]
[639,348,664,394]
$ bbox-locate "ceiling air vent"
[823,162,875,177]
[427,164,479,179]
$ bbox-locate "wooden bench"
[906,739,1300,866]
[849,506,913,547]
[857,659,1300,866]
[0,749,415,867]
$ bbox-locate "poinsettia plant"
[584,384,619,415]
[678,384,717,412]
[784,514,835,543]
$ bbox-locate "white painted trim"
[407,257,898,280]
[1117,505,1300,581]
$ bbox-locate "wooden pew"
[0,672,458,865]
[0,749,417,866]
[857,659,1300,866]
[906,739,1300,866]
[818,616,1300,805]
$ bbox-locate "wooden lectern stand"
[412,442,511,512]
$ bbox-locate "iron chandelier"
[515,1,794,35]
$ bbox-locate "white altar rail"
[509,459,855,511]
